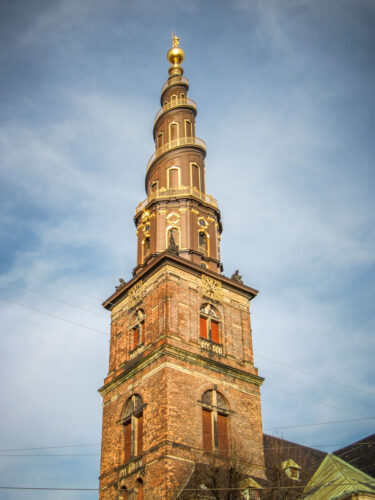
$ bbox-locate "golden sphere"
[167,47,185,66]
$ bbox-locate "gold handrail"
[154,97,196,124]
[135,187,218,215]
[161,76,189,94]
[146,136,206,173]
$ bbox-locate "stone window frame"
[200,303,221,344]
[198,230,209,257]
[131,309,145,351]
[120,394,144,461]
[142,237,151,263]
[201,388,230,453]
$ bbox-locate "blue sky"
[0,0,374,497]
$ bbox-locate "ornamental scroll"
[201,275,222,302]
[127,282,144,310]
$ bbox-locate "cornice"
[98,343,264,397]
[103,252,258,310]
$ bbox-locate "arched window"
[122,394,143,461]
[167,227,179,248]
[170,94,177,105]
[202,389,229,453]
[132,310,145,350]
[184,119,193,138]
[199,231,208,256]
[169,122,179,143]
[200,304,220,343]
[191,163,200,190]
[119,484,128,499]
[143,237,150,261]
[136,478,144,500]
[168,167,180,188]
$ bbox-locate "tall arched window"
[199,231,208,256]
[136,478,144,500]
[191,163,200,190]
[184,119,193,138]
[119,484,128,499]
[202,389,229,453]
[132,310,145,350]
[168,167,180,188]
[169,122,178,143]
[167,227,179,248]
[200,304,220,343]
[122,394,143,461]
[143,237,150,262]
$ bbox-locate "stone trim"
[103,253,258,310]
[99,343,264,397]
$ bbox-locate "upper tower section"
[134,35,223,275]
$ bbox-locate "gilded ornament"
[201,275,222,302]
[167,33,185,67]
[141,210,150,223]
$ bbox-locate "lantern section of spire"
[134,36,223,275]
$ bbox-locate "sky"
[0,0,374,497]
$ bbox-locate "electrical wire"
[0,486,98,491]
[257,354,375,398]
[0,454,99,457]
[263,367,363,405]
[264,383,366,417]
[0,276,107,318]
[263,415,375,431]
[0,443,100,453]
[0,296,108,336]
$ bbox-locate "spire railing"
[154,97,196,125]
[135,187,217,215]
[146,136,206,173]
[161,76,189,94]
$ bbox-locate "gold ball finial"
[167,32,185,67]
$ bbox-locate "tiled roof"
[334,433,375,479]
[303,453,375,499]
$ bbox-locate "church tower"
[99,35,266,499]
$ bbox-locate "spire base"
[168,65,184,77]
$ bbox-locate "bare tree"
[178,445,260,500]
[262,435,326,500]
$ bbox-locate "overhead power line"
[264,415,375,431]
[263,367,362,405]
[19,269,102,301]
[265,383,366,418]
[0,296,108,336]
[257,354,375,398]
[16,268,121,310]
[0,443,100,453]
[0,454,99,457]
[0,276,107,318]
[0,486,98,491]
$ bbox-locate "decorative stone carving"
[127,282,143,309]
[119,457,143,479]
[167,233,179,254]
[201,274,222,302]
[200,338,223,356]
[231,270,243,284]
[115,278,126,290]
